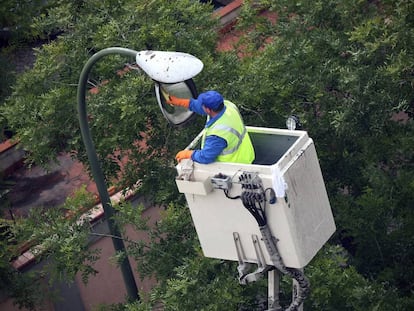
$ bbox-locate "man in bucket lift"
[164,90,255,164]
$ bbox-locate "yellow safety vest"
[202,100,255,164]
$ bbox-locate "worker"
[164,90,255,164]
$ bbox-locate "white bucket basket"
[176,126,336,268]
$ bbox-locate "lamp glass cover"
[155,80,197,125]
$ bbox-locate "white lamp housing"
[136,50,204,83]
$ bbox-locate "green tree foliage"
[14,187,99,284]
[2,0,217,196]
[0,0,53,44]
[0,187,98,310]
[115,207,414,311]
[1,0,414,309]
[116,202,199,281]
[306,245,413,310]
[116,202,268,311]
[229,0,414,303]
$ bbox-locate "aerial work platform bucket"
[176,126,335,269]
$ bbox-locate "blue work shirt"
[188,98,227,164]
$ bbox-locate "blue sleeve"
[191,135,227,164]
[189,98,207,116]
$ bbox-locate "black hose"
[238,172,309,310]
[259,225,310,311]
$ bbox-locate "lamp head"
[136,50,203,83]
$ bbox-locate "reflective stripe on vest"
[212,124,247,155]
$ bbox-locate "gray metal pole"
[267,269,282,311]
[77,47,140,301]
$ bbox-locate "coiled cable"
[239,172,310,311]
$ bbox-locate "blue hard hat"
[198,91,224,110]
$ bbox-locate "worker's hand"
[163,91,190,109]
[175,150,193,162]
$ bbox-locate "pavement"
[7,154,98,218]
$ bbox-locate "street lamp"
[77,47,203,301]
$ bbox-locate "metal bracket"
[177,159,194,181]
[233,232,251,281]
[267,269,283,311]
[233,232,272,285]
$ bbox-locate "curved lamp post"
[77,47,203,301]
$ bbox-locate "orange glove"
[164,93,190,108]
[175,150,193,162]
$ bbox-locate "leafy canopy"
[1,0,414,310]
